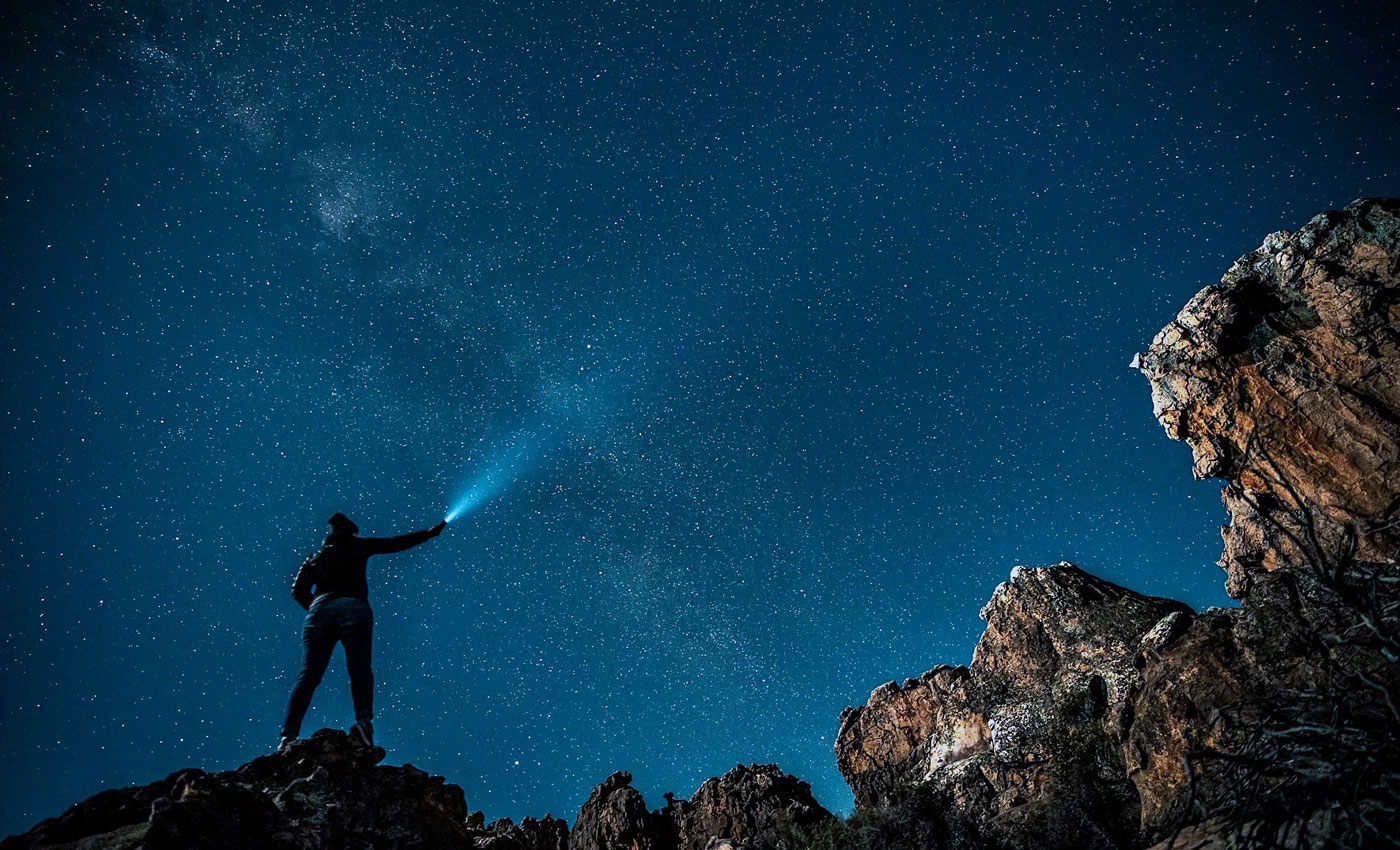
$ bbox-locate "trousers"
[280,596,374,738]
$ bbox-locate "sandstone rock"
[835,562,1189,849]
[1,729,567,850]
[1128,198,1400,847]
[834,665,985,808]
[569,764,831,850]
[1135,197,1400,599]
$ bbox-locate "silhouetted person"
[279,512,447,752]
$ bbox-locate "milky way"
[2,0,1398,835]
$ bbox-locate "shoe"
[277,736,296,755]
[350,720,374,749]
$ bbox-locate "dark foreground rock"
[1,736,825,850]
[0,729,569,850]
[569,765,834,850]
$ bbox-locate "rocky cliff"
[7,199,1398,850]
[835,564,1188,848]
[832,197,1400,849]
[1127,197,1400,845]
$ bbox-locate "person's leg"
[340,601,375,724]
[281,614,338,739]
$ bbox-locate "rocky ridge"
[6,199,1399,849]
[830,197,1400,848]
[0,730,569,850]
[1,733,829,850]
[835,564,1188,848]
[568,766,833,850]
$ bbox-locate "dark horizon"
[3,0,1398,836]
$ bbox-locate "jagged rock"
[1,729,568,850]
[670,764,832,850]
[1135,197,1400,599]
[145,771,300,850]
[569,765,831,850]
[836,562,1190,849]
[1124,598,1303,836]
[834,665,985,807]
[823,198,1400,850]
[568,771,672,850]
[1126,199,1400,847]
[476,814,571,850]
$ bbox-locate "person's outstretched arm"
[361,521,447,555]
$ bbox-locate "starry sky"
[2,0,1398,836]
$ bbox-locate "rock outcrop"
[836,564,1189,849]
[0,737,829,850]
[832,198,1400,849]
[569,765,833,850]
[1134,196,1400,599]
[0,729,569,850]
[1124,198,1400,843]
[569,771,673,850]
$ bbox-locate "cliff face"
[568,765,832,850]
[1126,197,1400,843]
[1134,196,1400,600]
[836,564,1188,849]
[834,198,1400,849]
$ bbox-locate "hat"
[328,513,359,535]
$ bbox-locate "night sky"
[2,0,1398,836]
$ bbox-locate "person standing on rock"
[279,512,447,753]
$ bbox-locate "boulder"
[836,563,1189,849]
[569,764,831,850]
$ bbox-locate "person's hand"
[431,520,447,537]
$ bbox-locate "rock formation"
[1134,196,1400,600]
[832,198,1400,849]
[569,765,833,850]
[1125,197,1400,844]
[0,729,570,850]
[836,564,1189,849]
[569,771,673,850]
[1,737,828,850]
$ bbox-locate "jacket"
[292,527,436,610]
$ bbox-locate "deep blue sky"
[2,0,1397,836]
